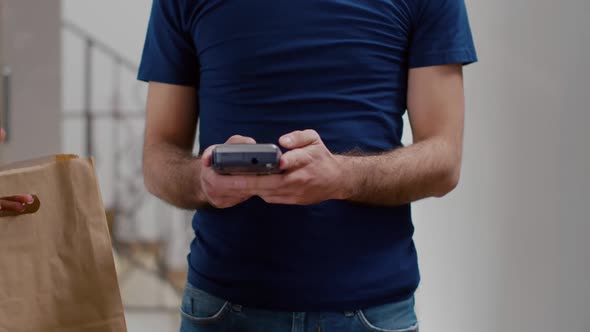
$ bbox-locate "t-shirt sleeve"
[408,0,478,68]
[137,0,199,86]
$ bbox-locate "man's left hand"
[252,130,352,205]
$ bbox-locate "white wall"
[62,4,188,331]
[414,1,590,331]
[0,0,61,162]
[62,1,192,252]
[62,0,150,113]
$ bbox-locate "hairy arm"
[142,65,467,209]
[142,82,205,209]
[340,64,466,206]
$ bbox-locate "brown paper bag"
[0,155,127,331]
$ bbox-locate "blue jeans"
[180,283,418,332]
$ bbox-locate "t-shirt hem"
[187,269,419,312]
[409,48,478,69]
[137,70,198,86]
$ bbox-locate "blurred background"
[0,0,588,331]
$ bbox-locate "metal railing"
[62,20,184,312]
[62,20,148,237]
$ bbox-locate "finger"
[0,200,26,212]
[243,175,285,194]
[201,172,259,203]
[209,196,251,209]
[259,195,300,205]
[2,195,35,204]
[279,130,320,149]
[200,145,218,167]
[203,170,249,190]
[201,136,257,167]
[0,128,5,142]
[225,135,256,145]
[280,149,313,171]
[222,174,284,193]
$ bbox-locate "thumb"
[201,145,217,167]
[202,135,257,167]
[225,135,256,145]
[279,130,321,149]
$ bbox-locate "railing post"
[112,58,121,208]
[84,38,94,157]
[1,66,12,141]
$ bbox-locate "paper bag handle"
[0,195,41,218]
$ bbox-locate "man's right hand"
[198,135,257,209]
[142,82,256,209]
[0,128,35,212]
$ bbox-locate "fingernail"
[26,195,34,204]
[282,136,292,145]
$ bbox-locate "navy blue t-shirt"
[139,0,477,311]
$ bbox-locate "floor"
[114,246,184,331]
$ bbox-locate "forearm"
[340,138,461,207]
[143,142,207,209]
